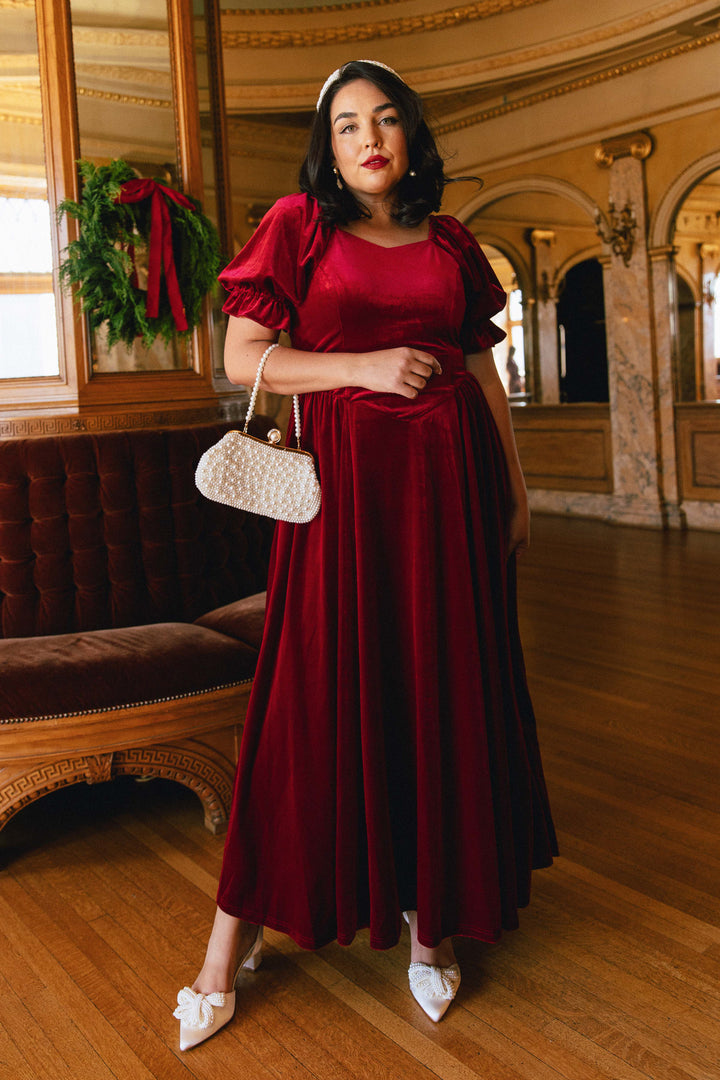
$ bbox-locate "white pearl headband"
[316,60,404,111]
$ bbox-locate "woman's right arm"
[225,315,441,401]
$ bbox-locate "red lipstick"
[362,156,389,169]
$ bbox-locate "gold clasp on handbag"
[267,429,282,445]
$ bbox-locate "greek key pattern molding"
[0,406,227,440]
[0,745,234,832]
[435,30,720,136]
[0,754,116,831]
[115,745,234,829]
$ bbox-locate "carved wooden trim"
[115,742,234,834]
[0,403,246,440]
[0,739,237,835]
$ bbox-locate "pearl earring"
[333,167,343,190]
[408,169,417,177]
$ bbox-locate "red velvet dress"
[216,194,557,950]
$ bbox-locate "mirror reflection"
[68,0,191,372]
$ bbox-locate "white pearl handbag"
[195,343,321,523]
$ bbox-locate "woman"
[174,60,557,1049]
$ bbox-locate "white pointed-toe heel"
[174,924,264,1051]
[403,911,461,1022]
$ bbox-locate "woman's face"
[329,78,409,207]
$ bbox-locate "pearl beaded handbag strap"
[242,342,303,447]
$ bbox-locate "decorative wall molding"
[72,27,169,49]
[458,175,601,228]
[75,63,172,91]
[435,31,720,135]
[76,86,172,109]
[0,112,42,125]
[0,404,237,439]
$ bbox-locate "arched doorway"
[672,166,720,402]
[556,259,609,403]
[676,273,697,403]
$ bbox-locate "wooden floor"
[1,514,719,1080]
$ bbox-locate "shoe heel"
[241,926,264,972]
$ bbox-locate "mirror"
[68,0,191,372]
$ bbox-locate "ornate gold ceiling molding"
[224,0,394,12]
[435,30,720,135]
[223,0,544,16]
[0,112,42,125]
[221,0,548,48]
[414,0,703,86]
[76,87,172,109]
[72,27,169,49]
[0,55,38,71]
[75,63,172,90]
[226,117,307,144]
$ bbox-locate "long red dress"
[216,193,557,950]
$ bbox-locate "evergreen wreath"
[58,159,221,349]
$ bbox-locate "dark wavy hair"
[299,61,458,228]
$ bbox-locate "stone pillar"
[595,131,665,527]
[530,229,560,403]
[699,243,719,400]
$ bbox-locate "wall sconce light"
[595,202,638,267]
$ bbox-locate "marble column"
[530,229,560,403]
[596,131,665,527]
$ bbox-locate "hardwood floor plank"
[1,515,719,1079]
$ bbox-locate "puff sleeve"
[219,193,328,332]
[432,215,507,352]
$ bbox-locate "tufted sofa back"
[0,423,274,639]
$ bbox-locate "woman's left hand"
[507,491,530,557]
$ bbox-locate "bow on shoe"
[174,986,227,1030]
[408,962,461,1000]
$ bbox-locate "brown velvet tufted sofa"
[0,422,275,834]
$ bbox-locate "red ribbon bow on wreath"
[115,178,196,332]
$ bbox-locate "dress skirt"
[216,372,558,950]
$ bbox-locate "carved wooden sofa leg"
[0,685,249,836]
